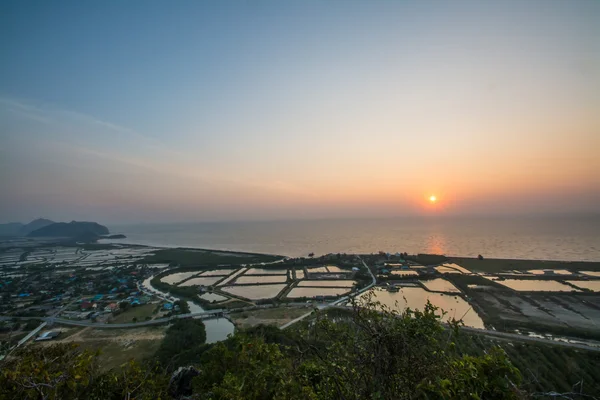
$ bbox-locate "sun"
[429,195,437,203]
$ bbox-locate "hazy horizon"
[3,211,600,227]
[2,1,599,224]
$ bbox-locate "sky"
[1,0,599,224]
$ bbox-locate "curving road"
[8,257,600,353]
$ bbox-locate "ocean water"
[109,215,600,261]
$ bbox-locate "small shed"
[36,331,60,341]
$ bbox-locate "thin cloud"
[0,96,180,158]
[0,96,316,199]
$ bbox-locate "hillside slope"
[27,221,109,237]
[18,218,55,235]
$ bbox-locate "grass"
[454,334,600,396]
[76,339,163,372]
[110,304,158,324]
[51,325,85,340]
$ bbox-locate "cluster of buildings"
[0,258,156,320]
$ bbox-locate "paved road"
[15,303,311,329]
[459,325,600,352]
[15,322,47,348]
[45,311,227,328]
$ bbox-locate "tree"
[24,319,40,330]
[0,344,98,399]
[192,298,524,400]
[118,301,130,311]
[155,319,207,370]
[2,298,528,400]
[174,300,190,314]
[0,344,168,400]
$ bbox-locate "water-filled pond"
[307,266,329,273]
[435,266,461,274]
[286,287,350,298]
[298,280,356,287]
[421,278,460,293]
[245,268,288,275]
[235,275,287,284]
[199,293,228,302]
[221,284,288,300]
[488,278,579,292]
[528,269,572,275]
[161,272,198,285]
[178,276,223,287]
[325,266,347,273]
[391,270,418,276]
[361,287,485,329]
[439,263,471,274]
[566,281,600,291]
[579,271,600,277]
[200,269,236,276]
[216,268,247,286]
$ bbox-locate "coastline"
[105,216,600,262]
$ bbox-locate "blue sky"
[1,1,599,223]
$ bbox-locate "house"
[93,294,104,301]
[163,303,173,311]
[80,301,93,311]
[104,303,118,313]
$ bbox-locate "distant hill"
[27,221,110,238]
[0,222,24,236]
[18,218,55,236]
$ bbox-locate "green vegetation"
[27,221,109,238]
[174,299,190,314]
[155,319,208,370]
[3,298,600,399]
[150,273,205,305]
[76,338,164,373]
[0,344,168,399]
[2,301,527,399]
[453,333,600,395]
[230,306,310,328]
[23,319,41,330]
[143,248,282,267]
[110,303,157,324]
[502,343,600,394]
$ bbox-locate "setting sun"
[429,195,437,203]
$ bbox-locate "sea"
[108,215,600,262]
